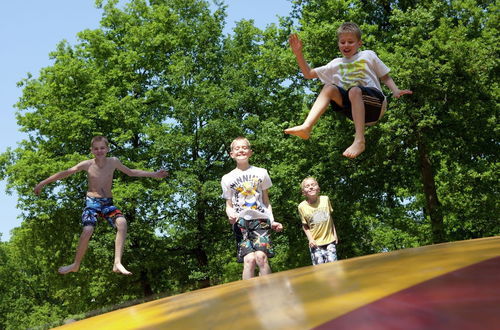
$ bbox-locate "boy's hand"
[154,169,169,179]
[308,239,318,248]
[289,34,303,54]
[227,212,238,224]
[393,89,413,98]
[272,222,283,232]
[34,183,44,195]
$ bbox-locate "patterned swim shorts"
[81,196,123,228]
[233,218,275,263]
[310,242,337,265]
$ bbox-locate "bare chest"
[87,162,115,182]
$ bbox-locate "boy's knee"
[348,86,362,99]
[322,84,338,96]
[254,252,268,266]
[82,225,94,237]
[115,216,127,228]
[244,253,256,265]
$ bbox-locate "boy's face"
[91,141,109,159]
[302,178,320,199]
[230,140,252,162]
[338,32,362,58]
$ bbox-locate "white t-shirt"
[221,166,273,222]
[315,50,390,92]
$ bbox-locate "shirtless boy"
[34,136,167,275]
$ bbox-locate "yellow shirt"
[298,196,337,246]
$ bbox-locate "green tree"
[0,0,303,326]
[282,0,499,249]
[1,0,498,327]
[1,0,235,326]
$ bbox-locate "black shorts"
[329,85,386,123]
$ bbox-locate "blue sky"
[0,0,292,241]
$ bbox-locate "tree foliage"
[0,0,498,327]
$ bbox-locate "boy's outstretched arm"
[115,159,168,178]
[289,34,318,80]
[34,161,88,195]
[380,74,413,98]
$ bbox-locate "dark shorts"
[233,218,275,263]
[329,85,386,123]
[82,196,124,228]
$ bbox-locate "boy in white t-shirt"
[221,137,283,280]
[285,22,412,159]
[298,177,338,265]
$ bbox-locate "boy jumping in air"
[285,22,413,158]
[34,136,168,275]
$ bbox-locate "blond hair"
[337,22,362,40]
[90,136,109,148]
[230,136,251,151]
[300,176,319,190]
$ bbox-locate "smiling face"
[230,138,253,163]
[338,32,362,58]
[301,177,320,201]
[91,140,109,159]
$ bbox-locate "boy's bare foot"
[343,140,365,159]
[284,125,311,140]
[113,263,132,275]
[58,263,79,275]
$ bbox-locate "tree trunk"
[417,136,445,243]
[195,200,210,289]
[140,269,154,297]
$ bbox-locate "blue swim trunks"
[82,196,123,228]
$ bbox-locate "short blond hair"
[337,22,362,40]
[90,136,109,148]
[230,136,251,151]
[300,176,319,190]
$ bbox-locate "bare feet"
[284,125,311,140]
[113,263,132,275]
[58,263,79,275]
[343,140,365,159]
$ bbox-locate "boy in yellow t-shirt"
[298,177,338,265]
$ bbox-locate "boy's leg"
[251,219,274,276]
[254,250,272,276]
[343,86,366,158]
[325,243,338,263]
[310,246,323,265]
[242,253,257,280]
[285,84,343,139]
[113,216,132,275]
[58,225,94,274]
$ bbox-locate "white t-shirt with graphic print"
[315,50,390,93]
[221,165,273,223]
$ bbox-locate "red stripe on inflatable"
[315,256,500,330]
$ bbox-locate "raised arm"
[289,34,318,79]
[34,161,88,195]
[115,159,168,178]
[380,74,413,98]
